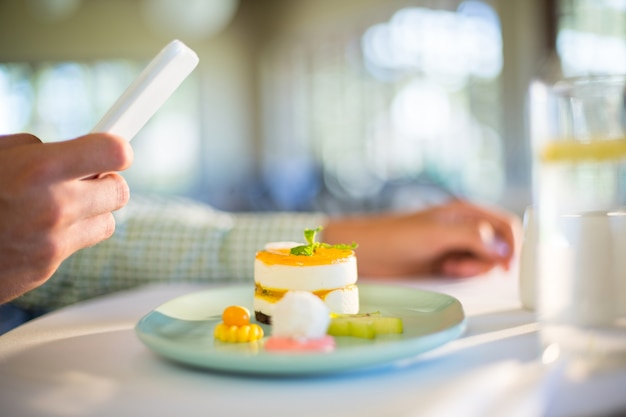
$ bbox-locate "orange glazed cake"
[253,231,359,325]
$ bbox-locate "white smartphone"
[91,39,199,141]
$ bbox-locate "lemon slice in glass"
[541,138,626,162]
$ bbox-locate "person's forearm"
[12,196,327,312]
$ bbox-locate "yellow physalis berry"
[214,305,263,343]
[214,323,264,343]
[236,325,250,342]
[222,305,250,327]
[248,324,263,340]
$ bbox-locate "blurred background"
[0,0,624,216]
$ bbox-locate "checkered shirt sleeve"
[12,195,328,311]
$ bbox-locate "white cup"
[536,210,626,362]
[520,208,626,320]
[539,212,618,326]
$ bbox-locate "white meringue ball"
[271,291,330,339]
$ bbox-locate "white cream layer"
[254,258,358,291]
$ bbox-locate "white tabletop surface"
[1,272,625,417]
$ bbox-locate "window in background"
[0,60,203,199]
[0,64,34,134]
[260,0,505,213]
[1,0,508,214]
[557,0,626,76]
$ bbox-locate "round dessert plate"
[135,283,466,375]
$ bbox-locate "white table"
[1,273,625,417]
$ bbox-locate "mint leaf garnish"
[290,245,314,256]
[303,227,318,245]
[289,227,357,256]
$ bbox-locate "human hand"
[323,199,521,278]
[0,133,133,303]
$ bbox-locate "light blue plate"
[135,283,466,375]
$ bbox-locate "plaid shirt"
[12,195,327,311]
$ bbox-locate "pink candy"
[264,335,335,353]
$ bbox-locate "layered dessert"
[253,228,359,324]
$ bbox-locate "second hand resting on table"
[324,200,517,278]
[0,132,520,308]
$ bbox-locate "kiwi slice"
[327,312,403,339]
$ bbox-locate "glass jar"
[529,74,626,367]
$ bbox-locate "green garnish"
[289,226,358,256]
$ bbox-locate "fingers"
[17,175,123,265]
[66,212,117,250]
[71,173,130,219]
[0,208,117,303]
[30,133,133,181]
[440,200,519,267]
[23,212,117,288]
[11,172,130,236]
[422,216,511,278]
[475,222,514,270]
[434,223,507,277]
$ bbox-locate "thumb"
[0,133,41,150]
[477,220,511,259]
